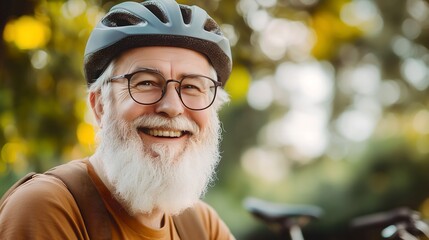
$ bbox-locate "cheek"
[109,84,151,122]
[112,88,148,122]
[117,100,152,123]
[189,110,211,130]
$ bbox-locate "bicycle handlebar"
[350,207,419,229]
[350,207,429,239]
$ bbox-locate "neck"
[88,155,165,229]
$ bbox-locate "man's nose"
[154,83,184,117]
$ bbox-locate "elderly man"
[0,0,234,239]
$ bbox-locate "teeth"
[148,129,182,137]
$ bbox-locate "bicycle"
[350,207,429,240]
[243,197,323,240]
[244,197,429,240]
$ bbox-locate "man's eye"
[137,80,154,86]
[133,80,160,89]
[181,84,204,92]
[182,84,199,89]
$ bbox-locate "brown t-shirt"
[0,159,234,240]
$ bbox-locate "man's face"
[92,46,222,215]
[108,46,217,156]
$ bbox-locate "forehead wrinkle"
[115,59,168,78]
[170,63,218,80]
[114,51,216,80]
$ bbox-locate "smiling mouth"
[138,127,190,138]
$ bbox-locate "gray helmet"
[84,0,232,86]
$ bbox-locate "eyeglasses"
[108,68,222,111]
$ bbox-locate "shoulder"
[2,173,73,207]
[0,173,80,221]
[0,164,87,239]
[1,158,90,214]
[193,200,220,220]
[191,200,235,240]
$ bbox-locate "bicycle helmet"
[84,0,232,87]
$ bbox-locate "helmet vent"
[144,2,169,24]
[102,11,144,27]
[204,18,222,35]
[180,6,192,24]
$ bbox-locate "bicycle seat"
[350,207,420,229]
[243,197,323,226]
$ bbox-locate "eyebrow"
[132,67,214,80]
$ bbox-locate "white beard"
[93,106,222,216]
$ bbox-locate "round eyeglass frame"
[107,69,222,111]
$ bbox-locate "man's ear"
[89,91,104,128]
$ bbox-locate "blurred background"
[1,0,429,239]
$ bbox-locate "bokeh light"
[3,16,51,50]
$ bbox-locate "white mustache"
[132,114,200,135]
